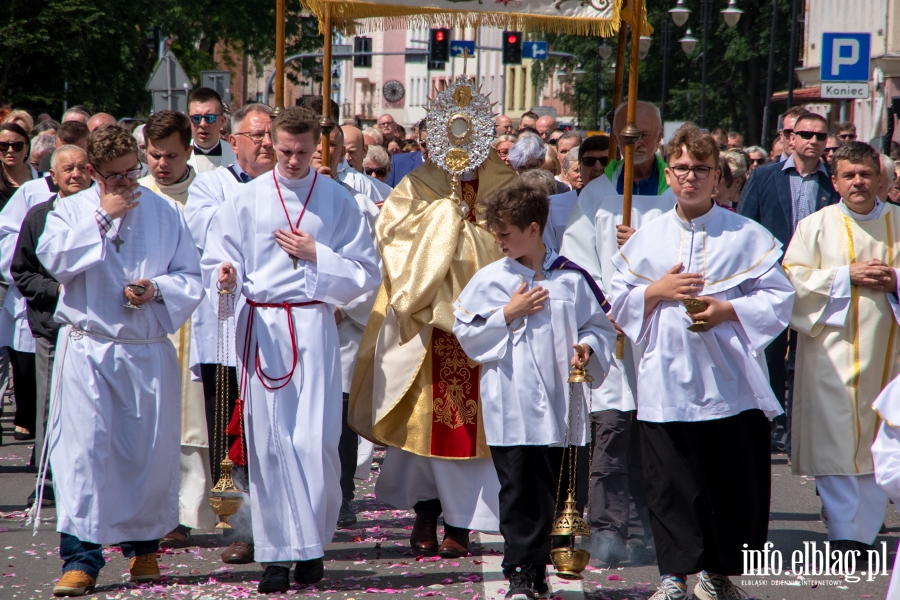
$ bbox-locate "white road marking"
[477,532,585,600]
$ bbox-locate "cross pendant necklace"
[273,170,317,270]
[111,214,127,253]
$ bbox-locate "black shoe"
[533,564,551,599]
[26,485,54,509]
[820,505,829,526]
[294,557,324,586]
[337,499,357,528]
[505,565,535,600]
[258,565,290,594]
[13,430,34,441]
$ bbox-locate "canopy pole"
[615,4,644,359]
[607,27,627,161]
[321,3,335,168]
[275,0,286,113]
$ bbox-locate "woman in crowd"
[712,149,749,211]
[0,123,36,206]
[364,143,392,184]
[492,135,516,166]
[385,136,403,155]
[2,110,35,137]
[507,133,546,173]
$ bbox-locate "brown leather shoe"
[160,525,191,548]
[221,541,255,564]
[437,524,469,558]
[410,513,439,554]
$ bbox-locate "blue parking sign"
[821,33,870,82]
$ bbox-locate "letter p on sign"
[821,33,870,82]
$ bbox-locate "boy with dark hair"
[610,124,795,600]
[453,181,616,600]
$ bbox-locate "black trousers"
[339,394,357,502]
[765,328,797,452]
[639,410,771,576]
[490,445,589,567]
[589,409,652,543]
[9,348,36,434]
[199,363,240,484]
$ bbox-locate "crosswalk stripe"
[477,532,585,600]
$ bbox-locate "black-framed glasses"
[547,138,558,146]
[189,114,221,125]
[95,164,142,183]
[365,167,387,177]
[795,131,828,141]
[234,130,272,144]
[0,141,25,153]
[669,165,713,180]
[780,128,793,138]
[580,156,608,168]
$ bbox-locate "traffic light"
[429,28,451,63]
[502,31,523,65]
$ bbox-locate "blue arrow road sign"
[522,41,548,60]
[450,41,475,58]
[821,33,870,82]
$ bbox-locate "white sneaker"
[693,571,749,600]
[648,576,687,600]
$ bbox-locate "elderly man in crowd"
[29,135,56,175]
[606,102,666,196]
[377,114,397,139]
[86,113,116,132]
[342,124,392,199]
[494,115,514,135]
[555,131,584,188]
[535,115,557,142]
[726,131,743,149]
[61,107,90,124]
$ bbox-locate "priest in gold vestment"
[784,142,900,550]
[349,77,518,557]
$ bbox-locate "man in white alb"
[202,107,381,594]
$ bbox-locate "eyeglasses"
[669,165,713,180]
[823,146,839,154]
[189,114,221,125]
[750,158,767,166]
[580,156,609,168]
[794,131,828,141]
[838,133,857,141]
[0,141,25,153]
[95,164,142,183]
[234,130,272,144]
[780,128,793,138]
[365,167,387,177]
[547,139,558,146]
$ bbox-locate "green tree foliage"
[0,0,323,118]
[532,0,798,145]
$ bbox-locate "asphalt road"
[0,393,896,600]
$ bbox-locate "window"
[354,37,372,68]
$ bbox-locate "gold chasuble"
[784,203,900,476]
[349,151,517,459]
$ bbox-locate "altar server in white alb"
[453,181,616,600]
[609,125,795,600]
[870,376,900,598]
[202,107,381,595]
[184,102,275,566]
[34,125,203,597]
[784,141,900,551]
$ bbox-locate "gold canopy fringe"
[299,0,624,38]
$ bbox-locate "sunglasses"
[189,114,221,125]
[580,156,609,168]
[547,139,558,146]
[0,141,25,153]
[794,131,828,141]
[365,167,387,177]
[824,146,839,153]
[838,134,857,140]
[780,128,793,137]
[750,158,767,166]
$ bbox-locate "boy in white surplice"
[452,181,616,600]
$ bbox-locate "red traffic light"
[507,34,518,44]
[436,31,445,42]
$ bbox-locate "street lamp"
[679,29,698,55]
[659,22,673,124]
[639,36,653,60]
[669,0,690,27]
[673,0,741,127]
[598,42,613,61]
[720,0,743,27]
[572,65,586,128]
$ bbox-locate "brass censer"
[549,365,594,579]
[209,288,244,528]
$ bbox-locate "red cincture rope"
[239,300,323,394]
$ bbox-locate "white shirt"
[610,204,795,423]
[453,249,616,446]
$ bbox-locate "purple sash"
[549,256,610,314]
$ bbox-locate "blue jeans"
[60,533,159,578]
